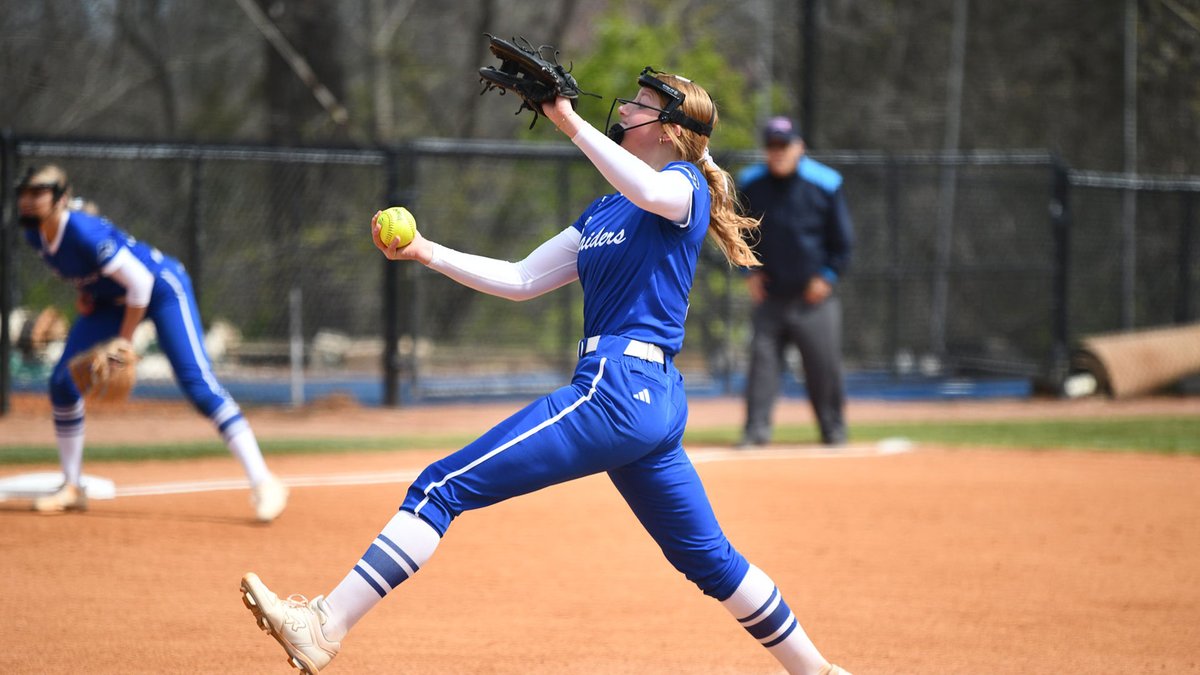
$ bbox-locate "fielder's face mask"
[15,166,68,229]
[605,66,714,144]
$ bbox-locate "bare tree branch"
[233,0,349,126]
[458,0,497,138]
[115,0,179,136]
[369,0,418,140]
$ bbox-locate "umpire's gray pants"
[743,294,846,445]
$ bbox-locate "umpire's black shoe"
[822,429,848,447]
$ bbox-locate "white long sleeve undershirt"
[428,227,581,301]
[570,124,694,225]
[101,248,155,307]
[427,119,700,298]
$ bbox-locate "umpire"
[737,117,853,447]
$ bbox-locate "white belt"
[578,336,665,364]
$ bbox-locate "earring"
[658,136,668,145]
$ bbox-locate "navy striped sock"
[53,401,86,484]
[738,586,799,648]
[324,511,441,641]
[351,533,422,597]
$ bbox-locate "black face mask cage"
[15,166,67,202]
[636,67,714,137]
[605,66,714,143]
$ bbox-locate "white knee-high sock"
[323,510,441,641]
[53,401,86,486]
[721,564,827,675]
[223,424,271,486]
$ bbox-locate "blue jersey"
[34,209,250,430]
[571,161,710,356]
[24,210,168,306]
[400,159,751,602]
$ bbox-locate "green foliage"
[527,5,757,151]
[13,281,75,318]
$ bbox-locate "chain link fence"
[2,135,1197,413]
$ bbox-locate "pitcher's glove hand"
[478,34,597,129]
[68,337,138,403]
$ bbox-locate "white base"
[1063,373,1099,398]
[0,472,116,501]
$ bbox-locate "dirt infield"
[2,394,1199,674]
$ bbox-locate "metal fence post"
[186,154,204,310]
[382,148,401,407]
[1178,192,1195,324]
[722,263,734,395]
[401,146,420,404]
[800,0,819,144]
[0,131,12,415]
[382,143,418,406]
[1049,158,1072,388]
[289,287,304,407]
[885,156,901,376]
[557,157,574,375]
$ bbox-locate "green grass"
[2,415,1198,466]
[0,434,479,466]
[853,417,1200,453]
[685,415,1200,455]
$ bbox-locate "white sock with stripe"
[323,510,441,641]
[721,564,826,674]
[223,425,271,486]
[53,402,86,485]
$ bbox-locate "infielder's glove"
[478,34,597,129]
[68,337,138,403]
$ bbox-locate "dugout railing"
[2,134,1198,414]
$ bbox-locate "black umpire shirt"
[738,156,854,299]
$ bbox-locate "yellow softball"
[378,206,416,247]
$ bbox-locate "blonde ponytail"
[697,154,761,267]
[648,73,761,268]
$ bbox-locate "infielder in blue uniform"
[16,165,288,521]
[241,70,851,675]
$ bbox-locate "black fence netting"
[2,136,1197,412]
[1066,179,1199,334]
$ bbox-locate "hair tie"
[699,147,715,166]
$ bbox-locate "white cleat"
[252,475,289,522]
[33,483,88,513]
[240,572,341,674]
[818,664,853,675]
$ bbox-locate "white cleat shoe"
[240,572,341,674]
[252,475,289,522]
[818,664,853,675]
[33,483,88,513]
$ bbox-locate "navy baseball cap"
[762,116,801,145]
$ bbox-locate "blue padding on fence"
[12,368,1031,406]
[704,371,1032,401]
[846,373,1032,400]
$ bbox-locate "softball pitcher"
[16,165,288,522]
[241,69,851,674]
